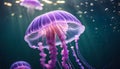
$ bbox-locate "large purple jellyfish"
[10,61,31,69]
[20,0,43,13]
[24,10,93,69]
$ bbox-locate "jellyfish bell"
[24,10,85,49]
[20,0,43,14]
[10,61,31,69]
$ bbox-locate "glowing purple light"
[24,10,93,69]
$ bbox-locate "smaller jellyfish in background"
[10,61,31,69]
[20,0,43,14]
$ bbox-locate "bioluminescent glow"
[10,61,31,69]
[20,0,43,14]
[24,10,93,69]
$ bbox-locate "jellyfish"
[24,10,93,69]
[10,61,31,69]
[20,0,43,14]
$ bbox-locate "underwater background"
[0,0,120,69]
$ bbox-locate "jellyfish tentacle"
[27,8,35,14]
[47,42,57,68]
[55,25,69,69]
[57,59,63,69]
[68,59,75,69]
[46,27,57,69]
[38,42,47,68]
[67,58,74,69]
[75,35,94,69]
[61,41,69,69]
[71,46,84,69]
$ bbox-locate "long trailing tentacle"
[57,59,63,69]
[55,24,69,69]
[38,42,46,69]
[38,25,58,69]
[71,46,84,69]
[45,26,58,69]
[67,58,75,69]
[74,35,94,69]
[60,40,69,69]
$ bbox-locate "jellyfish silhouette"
[10,61,31,69]
[24,10,93,69]
[20,0,43,14]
